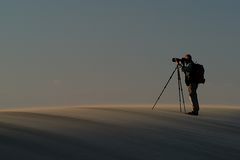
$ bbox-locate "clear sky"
[0,0,239,107]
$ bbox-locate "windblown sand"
[0,104,239,160]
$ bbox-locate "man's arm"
[182,63,193,73]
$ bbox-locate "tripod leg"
[177,67,182,112]
[152,66,178,110]
[180,80,186,113]
[177,66,186,113]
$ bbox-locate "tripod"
[152,64,186,113]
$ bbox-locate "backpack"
[192,63,205,84]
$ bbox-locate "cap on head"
[184,54,192,61]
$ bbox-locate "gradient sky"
[0,0,240,107]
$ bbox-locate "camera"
[172,58,186,64]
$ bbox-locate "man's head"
[183,54,192,63]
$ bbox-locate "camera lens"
[172,58,177,62]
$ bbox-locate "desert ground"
[0,104,239,160]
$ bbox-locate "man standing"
[177,54,200,116]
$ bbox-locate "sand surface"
[0,104,239,160]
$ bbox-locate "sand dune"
[0,104,239,160]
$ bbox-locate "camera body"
[172,58,187,64]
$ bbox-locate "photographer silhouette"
[177,54,200,116]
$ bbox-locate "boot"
[187,111,198,116]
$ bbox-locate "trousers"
[188,83,199,113]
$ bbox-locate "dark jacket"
[181,61,196,86]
